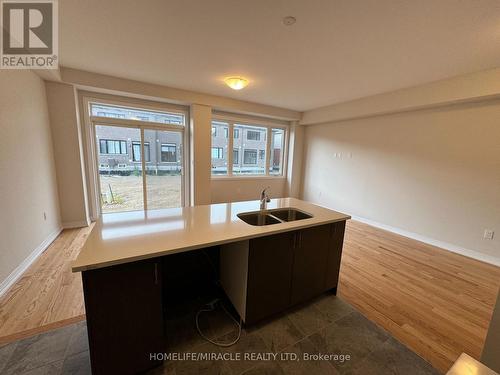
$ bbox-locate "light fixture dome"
[224,76,249,90]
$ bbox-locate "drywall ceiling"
[59,0,500,111]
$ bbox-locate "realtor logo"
[1,0,58,69]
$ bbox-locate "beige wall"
[0,71,61,285]
[62,68,300,121]
[190,104,212,205]
[45,82,89,227]
[211,178,287,204]
[285,122,304,198]
[301,100,500,264]
[301,67,500,125]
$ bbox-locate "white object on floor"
[195,299,242,347]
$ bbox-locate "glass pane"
[144,129,182,209]
[132,142,141,161]
[270,128,285,175]
[91,103,185,126]
[233,124,267,175]
[211,121,229,175]
[95,125,143,213]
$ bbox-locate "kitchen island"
[72,198,350,374]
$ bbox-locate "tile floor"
[0,295,440,375]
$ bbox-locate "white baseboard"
[62,220,89,229]
[0,227,63,297]
[351,215,500,267]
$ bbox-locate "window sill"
[211,175,286,181]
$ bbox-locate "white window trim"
[210,114,289,179]
[80,93,190,220]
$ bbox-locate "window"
[211,117,286,177]
[211,121,229,175]
[99,139,127,155]
[259,150,265,161]
[270,128,285,175]
[243,149,258,165]
[91,103,185,126]
[89,101,187,216]
[132,142,150,162]
[211,147,224,159]
[233,149,239,165]
[246,130,261,141]
[233,124,267,175]
[161,144,177,162]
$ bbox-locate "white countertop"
[447,353,499,375]
[72,198,350,272]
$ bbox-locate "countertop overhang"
[72,198,350,272]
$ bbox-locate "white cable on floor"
[195,300,242,347]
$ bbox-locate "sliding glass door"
[144,129,183,210]
[94,124,184,214]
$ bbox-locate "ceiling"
[59,0,500,111]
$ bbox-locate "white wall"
[301,100,500,264]
[211,178,287,204]
[301,67,500,125]
[45,81,89,227]
[0,71,61,286]
[190,104,212,205]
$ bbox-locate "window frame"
[81,93,190,219]
[210,115,289,179]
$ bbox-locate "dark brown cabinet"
[82,259,165,375]
[325,220,346,291]
[229,221,347,325]
[291,224,331,305]
[246,232,295,324]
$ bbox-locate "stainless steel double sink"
[237,208,313,226]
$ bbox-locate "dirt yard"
[100,175,181,213]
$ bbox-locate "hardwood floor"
[339,220,500,373]
[0,225,93,345]
[0,219,498,374]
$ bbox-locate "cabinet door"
[291,224,331,305]
[325,221,346,291]
[246,232,294,324]
[82,259,165,375]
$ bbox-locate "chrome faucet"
[260,187,271,210]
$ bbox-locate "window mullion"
[140,127,147,211]
[228,122,234,176]
[265,126,271,176]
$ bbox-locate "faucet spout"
[260,187,271,210]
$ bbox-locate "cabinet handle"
[299,232,302,248]
[154,263,158,285]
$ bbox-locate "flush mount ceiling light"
[224,77,249,90]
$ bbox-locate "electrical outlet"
[483,229,494,240]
